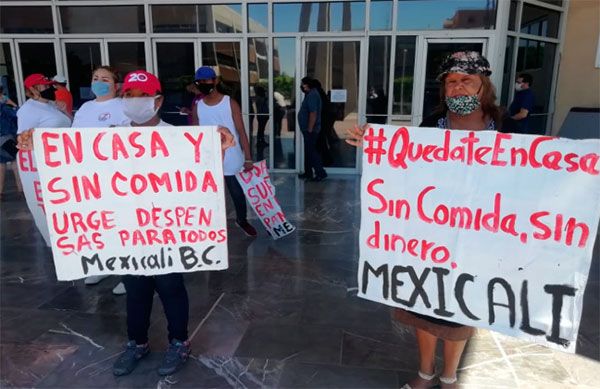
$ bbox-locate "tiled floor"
[1,173,598,388]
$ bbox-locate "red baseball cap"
[122,70,162,96]
[24,74,55,89]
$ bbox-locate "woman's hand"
[217,126,235,151]
[345,124,369,148]
[243,161,253,172]
[17,129,34,151]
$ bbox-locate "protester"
[347,51,502,389]
[509,73,535,134]
[0,95,21,199]
[17,74,71,134]
[0,86,18,108]
[298,77,327,181]
[52,75,73,118]
[72,66,130,294]
[16,69,236,377]
[194,66,258,237]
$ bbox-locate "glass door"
[418,39,487,122]
[301,38,363,173]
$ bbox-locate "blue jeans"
[302,130,326,178]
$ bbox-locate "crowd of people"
[6,50,537,386]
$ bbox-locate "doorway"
[301,38,363,173]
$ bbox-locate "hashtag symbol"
[363,127,387,165]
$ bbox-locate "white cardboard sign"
[359,125,600,353]
[33,126,228,280]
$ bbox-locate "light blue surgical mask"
[91,81,111,98]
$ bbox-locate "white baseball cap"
[53,75,67,84]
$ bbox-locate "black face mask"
[40,87,56,101]
[196,83,214,95]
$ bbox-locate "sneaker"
[112,282,126,295]
[236,220,258,237]
[84,275,110,285]
[157,339,191,376]
[113,341,149,376]
[297,172,313,180]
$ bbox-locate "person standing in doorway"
[52,75,74,119]
[509,73,535,134]
[194,66,257,237]
[298,77,327,182]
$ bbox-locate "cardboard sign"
[33,126,228,281]
[18,150,51,247]
[236,160,295,239]
[359,125,600,352]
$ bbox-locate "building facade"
[0,0,568,173]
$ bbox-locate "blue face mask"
[91,81,111,98]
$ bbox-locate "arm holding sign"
[230,99,253,172]
[345,124,369,148]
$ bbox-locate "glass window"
[65,43,102,109]
[370,0,392,31]
[202,42,242,104]
[520,4,560,38]
[538,0,563,6]
[367,36,391,124]
[397,0,496,30]
[516,39,557,115]
[248,38,270,164]
[152,4,242,33]
[156,42,195,126]
[0,6,53,34]
[248,3,268,33]
[274,2,365,33]
[508,0,518,31]
[0,43,18,103]
[60,6,145,33]
[107,42,146,75]
[305,41,360,168]
[393,37,417,116]
[18,43,57,84]
[501,36,516,107]
[273,38,295,169]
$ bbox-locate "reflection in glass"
[393,37,417,116]
[152,4,242,33]
[202,42,242,104]
[501,37,515,107]
[520,4,560,38]
[367,36,391,124]
[370,0,393,31]
[273,38,296,170]
[156,43,195,126]
[508,0,518,31]
[60,6,145,33]
[248,3,268,33]
[0,44,18,103]
[422,42,483,119]
[397,0,496,30]
[274,2,365,33]
[0,6,53,34]
[107,42,146,76]
[305,41,360,168]
[248,38,270,166]
[18,43,57,87]
[517,39,557,116]
[65,43,102,109]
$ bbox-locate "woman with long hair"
[348,51,504,389]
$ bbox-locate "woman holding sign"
[17,70,235,378]
[72,66,131,293]
[348,52,503,389]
